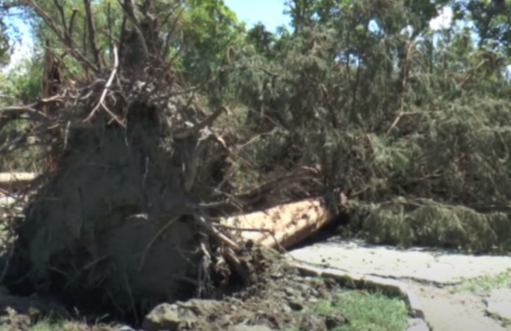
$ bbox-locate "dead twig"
[82,47,124,126]
[68,7,78,44]
[386,41,417,137]
[0,104,50,122]
[52,0,67,34]
[191,207,239,250]
[162,4,185,58]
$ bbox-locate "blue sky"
[224,0,290,31]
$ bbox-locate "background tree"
[0,20,9,67]
[212,0,511,252]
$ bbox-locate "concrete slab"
[289,239,511,284]
[486,288,511,321]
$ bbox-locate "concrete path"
[290,238,511,331]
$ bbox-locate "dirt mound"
[5,92,235,316]
[0,286,67,331]
[142,260,347,331]
[0,255,349,331]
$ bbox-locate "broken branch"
[82,46,123,126]
[25,0,99,73]
[83,0,101,69]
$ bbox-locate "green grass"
[285,290,410,331]
[452,270,511,294]
[330,291,409,331]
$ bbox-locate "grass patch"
[332,290,409,331]
[452,270,511,294]
[291,289,410,331]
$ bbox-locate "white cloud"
[429,6,453,31]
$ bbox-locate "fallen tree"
[0,0,258,317]
[0,0,339,319]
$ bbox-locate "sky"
[1,1,452,74]
[224,0,291,31]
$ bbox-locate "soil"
[6,105,217,315]
[153,261,347,331]
[0,258,349,331]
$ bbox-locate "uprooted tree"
[0,0,318,317]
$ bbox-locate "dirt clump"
[0,252,349,331]
[0,287,66,331]
[142,260,348,331]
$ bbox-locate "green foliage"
[207,0,511,252]
[0,56,43,103]
[348,199,511,252]
[0,19,9,67]
[179,0,243,78]
[3,0,511,252]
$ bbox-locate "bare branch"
[83,47,123,126]
[173,106,230,139]
[52,0,67,33]
[183,138,208,193]
[83,0,101,69]
[68,7,78,42]
[107,2,114,62]
[0,98,58,124]
[117,0,149,62]
[118,4,128,61]
[192,211,239,250]
[82,15,87,57]
[386,41,417,137]
[162,5,185,58]
[25,0,99,73]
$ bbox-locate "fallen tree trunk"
[220,197,333,249]
[0,170,338,250]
